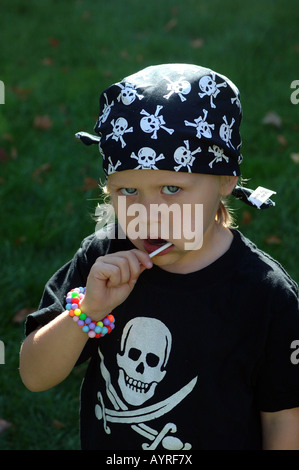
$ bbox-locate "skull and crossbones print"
[208,145,229,168]
[219,115,235,149]
[107,156,122,174]
[198,73,227,108]
[140,105,174,139]
[163,76,191,102]
[116,82,144,105]
[173,140,202,172]
[97,93,114,126]
[95,317,198,450]
[184,109,215,140]
[130,147,165,169]
[106,117,133,148]
[93,67,243,177]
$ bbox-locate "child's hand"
[79,249,153,321]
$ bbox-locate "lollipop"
[148,242,173,258]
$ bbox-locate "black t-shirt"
[25,229,299,450]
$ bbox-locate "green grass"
[0,0,298,449]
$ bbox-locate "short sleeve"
[256,277,299,412]
[25,234,108,336]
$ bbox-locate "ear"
[219,175,238,196]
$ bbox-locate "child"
[19,64,299,450]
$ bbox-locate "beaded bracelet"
[65,287,115,338]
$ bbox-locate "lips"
[143,238,173,255]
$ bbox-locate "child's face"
[108,169,236,272]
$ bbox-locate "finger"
[121,249,154,278]
[104,263,123,287]
[100,249,152,269]
[92,259,123,286]
[105,255,133,285]
[98,256,138,288]
[100,250,152,280]
[92,250,152,289]
[129,249,153,269]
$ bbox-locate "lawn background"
[0,0,298,450]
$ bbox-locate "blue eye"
[120,188,137,196]
[162,186,180,194]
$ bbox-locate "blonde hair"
[215,198,236,228]
[216,176,248,228]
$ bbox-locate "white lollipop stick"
[148,242,173,258]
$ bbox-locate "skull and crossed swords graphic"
[95,317,198,450]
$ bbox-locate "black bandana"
[76,63,275,209]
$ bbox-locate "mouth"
[124,372,151,394]
[143,238,174,256]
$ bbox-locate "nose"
[132,194,161,236]
[136,362,145,374]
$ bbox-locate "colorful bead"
[102,326,108,335]
[65,287,115,339]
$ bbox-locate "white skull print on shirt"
[95,317,198,450]
[117,317,171,405]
